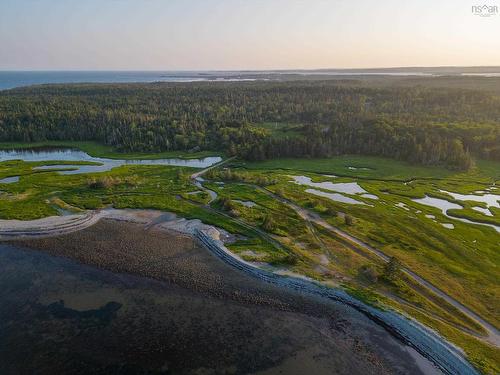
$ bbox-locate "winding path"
[191,161,499,345]
[191,156,236,181]
[257,185,500,346]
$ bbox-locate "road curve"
[191,156,236,180]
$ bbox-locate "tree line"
[0,81,499,169]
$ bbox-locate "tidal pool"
[413,196,499,233]
[347,166,372,171]
[440,190,500,209]
[291,176,368,194]
[0,176,19,183]
[413,196,462,216]
[305,188,366,205]
[0,147,222,174]
[396,202,410,211]
[233,199,257,207]
[472,206,493,217]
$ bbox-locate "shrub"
[262,214,277,231]
[383,257,402,281]
[271,253,298,266]
[326,207,337,216]
[220,197,235,211]
[87,176,120,189]
[344,214,354,226]
[360,265,379,283]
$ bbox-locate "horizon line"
[2,65,500,73]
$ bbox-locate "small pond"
[413,196,462,216]
[291,176,368,195]
[347,166,372,171]
[472,206,493,217]
[290,176,379,205]
[413,196,499,233]
[0,147,222,174]
[0,176,20,184]
[440,190,500,209]
[361,193,379,200]
[233,200,257,208]
[396,202,410,211]
[305,189,366,205]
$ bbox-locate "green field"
[238,155,500,181]
[233,157,499,324]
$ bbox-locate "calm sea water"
[0,71,215,90]
[2,70,499,90]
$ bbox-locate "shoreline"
[194,230,478,375]
[1,208,479,374]
[0,209,227,240]
[0,228,432,375]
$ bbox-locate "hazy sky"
[1,0,499,70]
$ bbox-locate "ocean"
[1,69,499,90]
[0,71,214,90]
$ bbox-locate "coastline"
[1,218,441,374]
[1,208,480,374]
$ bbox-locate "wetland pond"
[439,190,500,209]
[0,147,222,173]
[290,175,377,205]
[0,176,19,184]
[290,175,499,233]
[413,195,500,233]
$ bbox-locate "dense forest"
[1,81,499,169]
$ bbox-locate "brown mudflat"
[0,220,436,374]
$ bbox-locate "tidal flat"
[0,220,437,375]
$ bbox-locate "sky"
[1,0,499,70]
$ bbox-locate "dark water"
[0,71,211,90]
[2,69,499,90]
[0,241,440,375]
[0,71,264,90]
